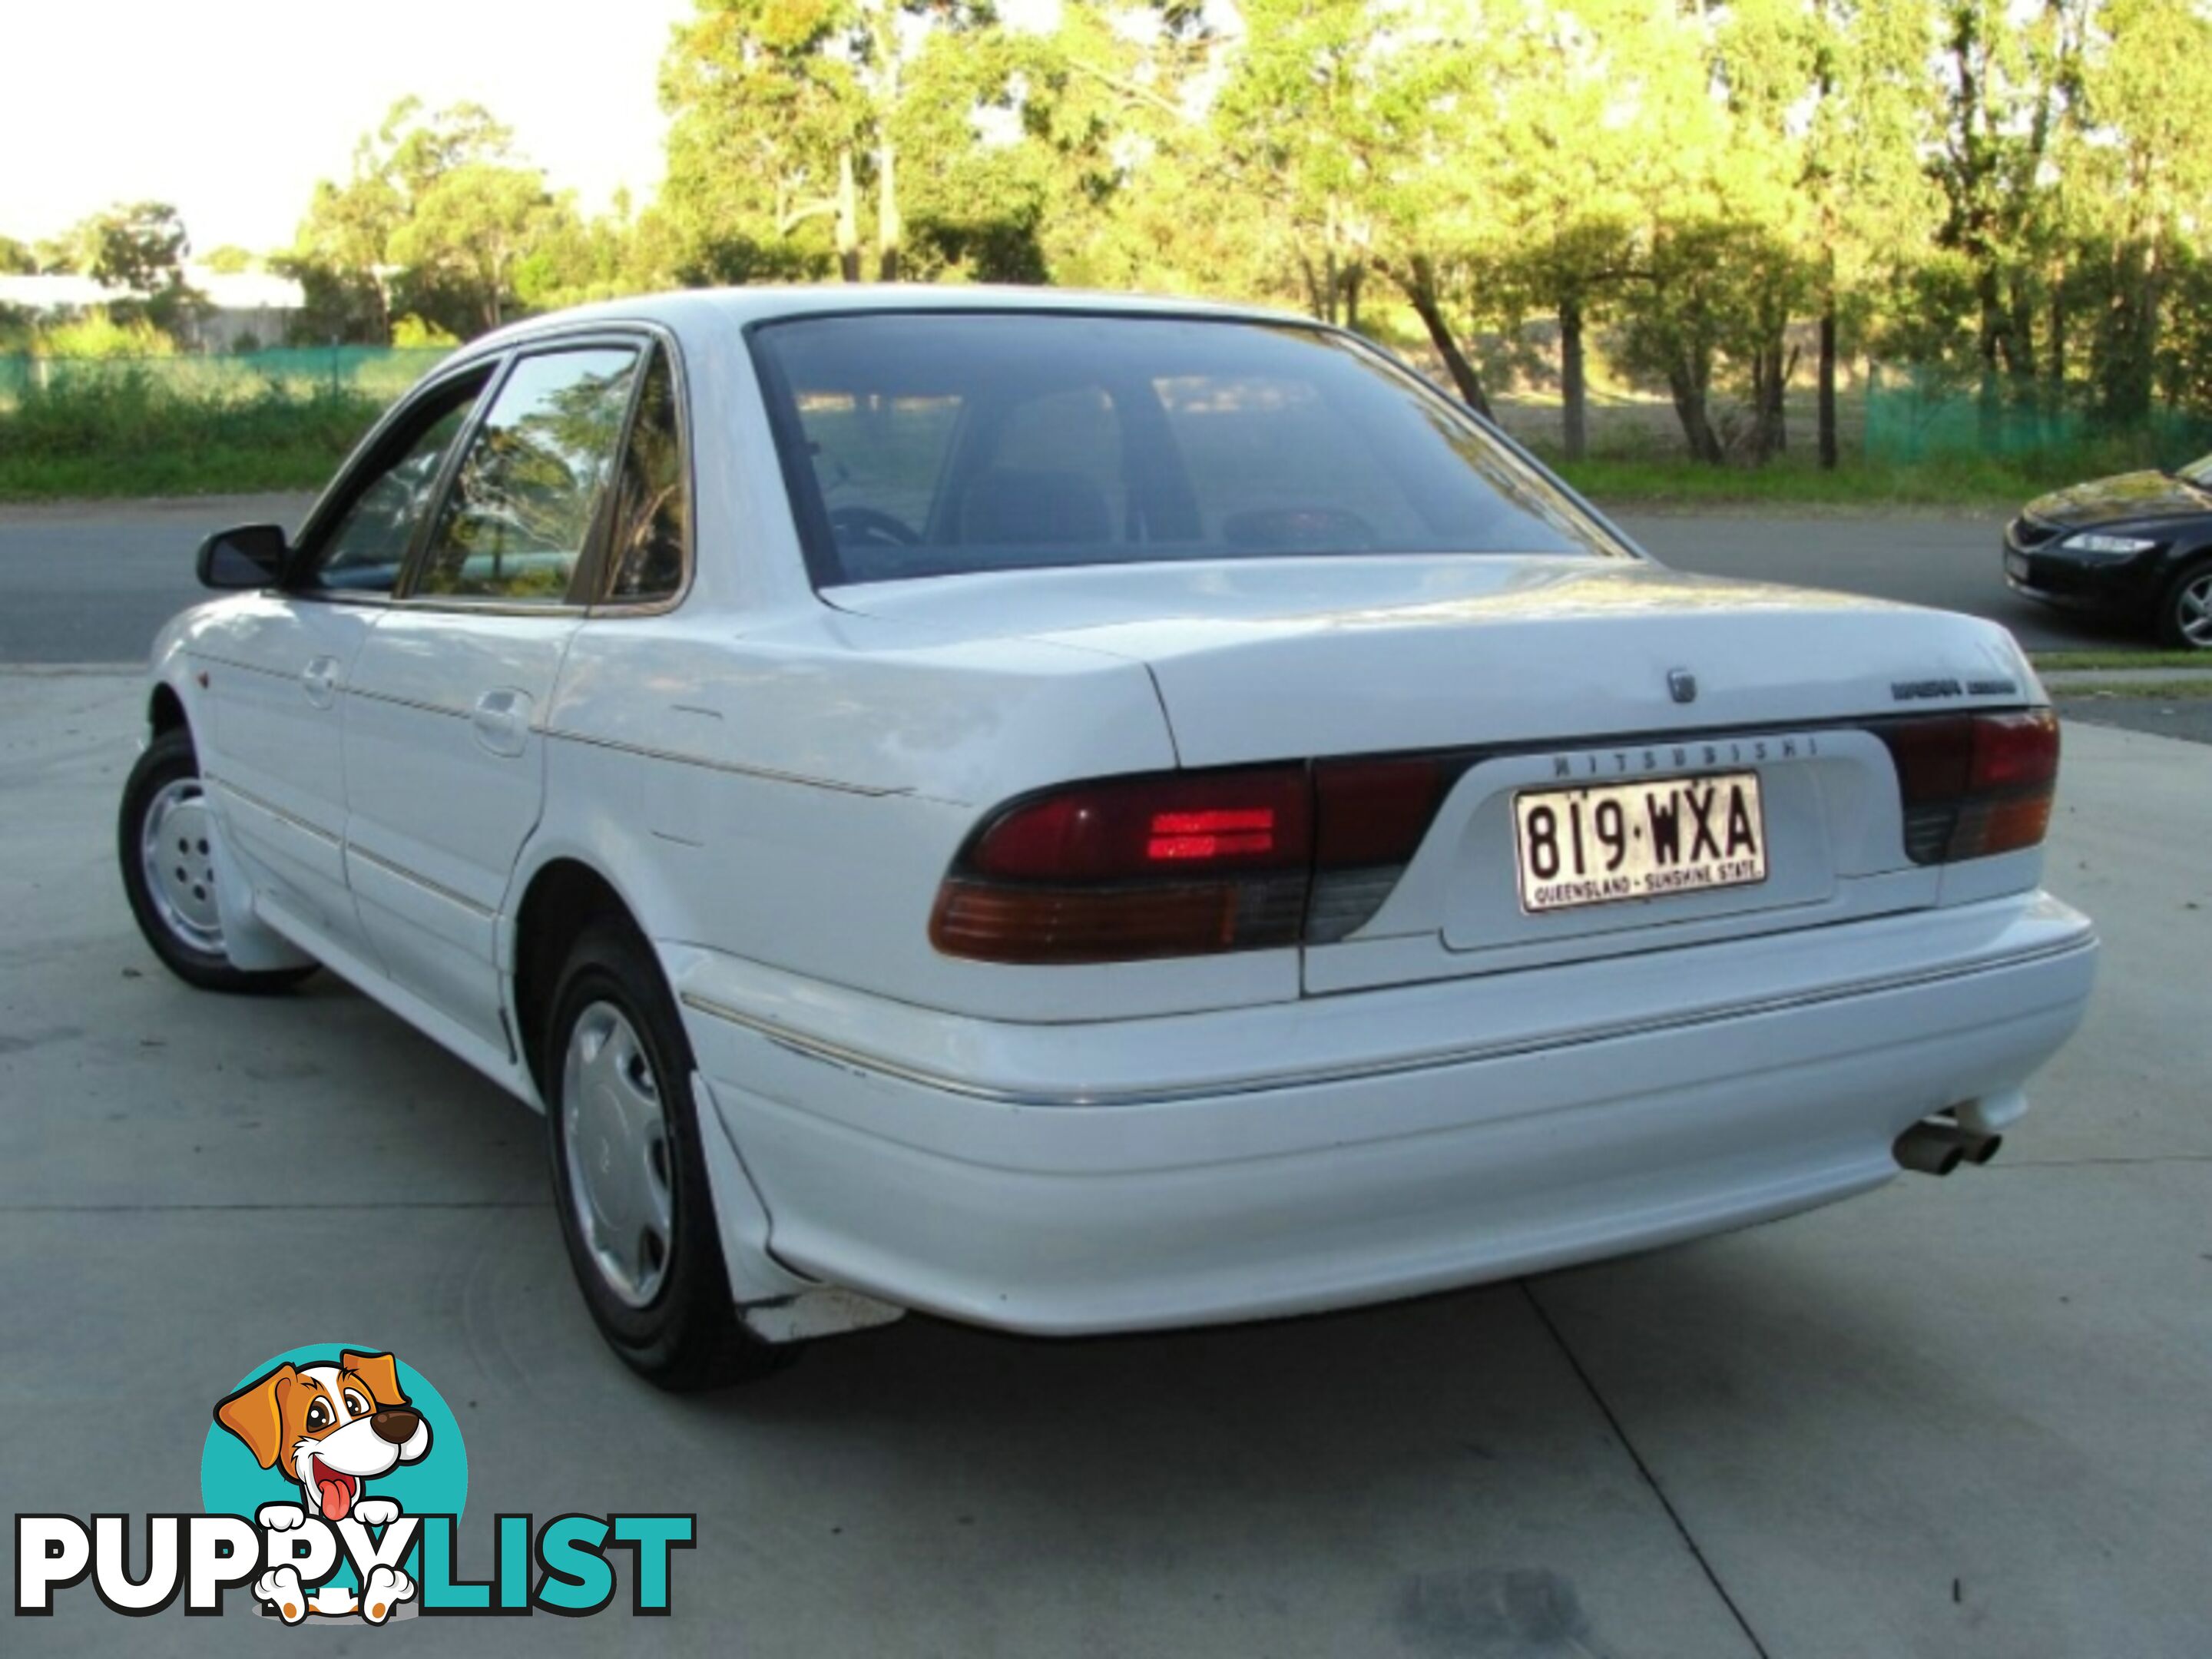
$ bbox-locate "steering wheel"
[826,505,922,548]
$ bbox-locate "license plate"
[1513,772,1767,913]
[2005,551,2029,581]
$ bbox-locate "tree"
[2071,0,2212,425]
[286,99,583,341]
[660,0,1007,286]
[0,234,35,275]
[1929,1,2084,435]
[391,161,568,333]
[79,201,191,292]
[1212,0,1390,329]
[1461,0,1677,451]
[45,202,210,338]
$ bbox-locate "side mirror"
[195,524,290,590]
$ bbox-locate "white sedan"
[120,288,2098,1387]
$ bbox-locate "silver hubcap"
[140,779,224,955]
[2177,573,2212,648]
[561,1002,675,1309]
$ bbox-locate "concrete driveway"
[3,667,2207,1655]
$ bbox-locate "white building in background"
[0,265,305,351]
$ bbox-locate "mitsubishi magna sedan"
[120,290,2098,1388]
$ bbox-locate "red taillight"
[966,768,1310,882]
[1148,807,1279,861]
[1970,709,2060,790]
[1876,709,2058,864]
[937,767,1312,963]
[932,758,1454,963]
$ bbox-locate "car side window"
[296,382,484,595]
[413,346,641,604]
[603,345,688,602]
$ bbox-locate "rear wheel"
[541,922,787,1389]
[2156,561,2212,650]
[116,729,315,994]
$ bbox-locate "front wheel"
[116,729,316,994]
[2155,561,2212,651]
[542,923,788,1390]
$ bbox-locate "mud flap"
[690,1071,906,1343]
[205,800,316,972]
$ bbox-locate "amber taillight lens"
[1876,709,2059,864]
[931,757,1455,963]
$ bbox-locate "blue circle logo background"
[200,1343,468,1579]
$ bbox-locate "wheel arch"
[508,856,654,1097]
[147,681,188,738]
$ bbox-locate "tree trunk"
[836,150,861,284]
[1394,255,1492,419]
[876,141,899,283]
[2002,272,2037,383]
[1752,343,1794,463]
[2048,287,2066,409]
[1817,301,1839,471]
[1665,359,1724,465]
[1975,265,2004,450]
[1560,293,1588,462]
[1297,253,1326,323]
[1341,263,1363,333]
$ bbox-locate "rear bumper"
[674,893,2096,1336]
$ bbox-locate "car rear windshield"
[748,312,1627,587]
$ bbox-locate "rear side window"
[750,312,1621,587]
[603,345,689,603]
[413,346,640,604]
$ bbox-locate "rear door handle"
[471,689,531,758]
[300,656,341,708]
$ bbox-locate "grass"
[1556,452,2091,513]
[2031,650,2212,671]
[2052,679,2212,699]
[0,375,382,502]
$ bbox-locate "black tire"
[2154,560,2212,651]
[541,922,789,1390]
[116,728,316,995]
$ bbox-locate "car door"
[191,368,490,955]
[341,340,644,1050]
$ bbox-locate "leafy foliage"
[19,0,2212,478]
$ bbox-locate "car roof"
[452,284,1312,364]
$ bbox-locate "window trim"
[390,331,651,615]
[742,305,1647,592]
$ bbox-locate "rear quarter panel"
[530,609,1303,1020]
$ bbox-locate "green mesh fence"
[0,347,452,409]
[1864,363,2212,466]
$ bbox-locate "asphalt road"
[0,493,2156,665]
[5,670,2207,1654]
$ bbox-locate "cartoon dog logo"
[214,1349,431,1623]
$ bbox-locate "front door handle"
[300,656,341,708]
[471,689,531,758]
